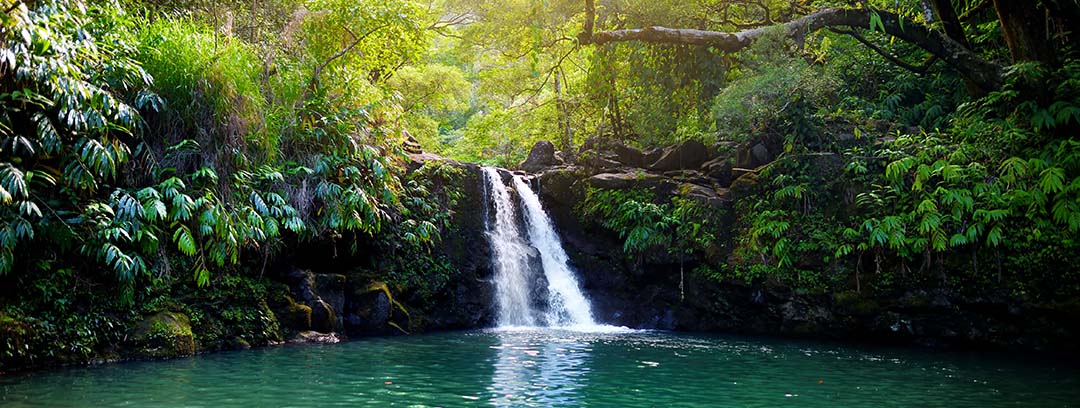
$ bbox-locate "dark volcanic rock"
[520,140,560,172]
[315,274,345,325]
[537,167,586,207]
[751,143,771,165]
[612,143,645,167]
[736,142,778,169]
[284,269,343,333]
[643,148,663,167]
[677,183,730,207]
[309,299,338,333]
[275,296,313,331]
[585,154,624,171]
[663,170,713,186]
[588,172,670,190]
[650,140,709,171]
[701,158,733,186]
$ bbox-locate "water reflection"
[3,331,1077,407]
[488,329,592,407]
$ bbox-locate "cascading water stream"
[512,177,596,327]
[483,167,538,326]
[483,165,600,329]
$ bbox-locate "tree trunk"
[250,0,258,42]
[992,0,1058,65]
[928,0,984,94]
[581,7,1003,90]
[929,0,970,48]
[607,74,624,140]
[554,68,573,150]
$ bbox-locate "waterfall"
[483,167,538,327]
[483,166,598,328]
[512,177,596,327]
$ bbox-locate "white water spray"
[483,167,538,326]
[511,177,597,327]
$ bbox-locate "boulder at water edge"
[131,311,195,359]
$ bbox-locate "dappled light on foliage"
[1,0,1079,370]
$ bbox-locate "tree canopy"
[2,0,1080,368]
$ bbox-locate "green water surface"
[1,329,1076,407]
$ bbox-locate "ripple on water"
[1,330,1077,408]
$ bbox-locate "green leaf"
[1038,167,1066,194]
[949,233,968,247]
[868,10,886,33]
[173,226,197,256]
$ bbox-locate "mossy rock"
[309,299,338,333]
[227,337,252,350]
[350,282,412,334]
[276,296,313,332]
[833,292,881,317]
[728,171,759,196]
[131,311,195,359]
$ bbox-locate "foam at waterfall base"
[490,324,640,334]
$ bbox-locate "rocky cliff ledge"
[514,137,1079,352]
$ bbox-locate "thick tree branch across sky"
[579,6,1002,90]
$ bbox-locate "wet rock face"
[424,163,496,329]
[283,269,343,333]
[310,299,338,333]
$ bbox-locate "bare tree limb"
[579,7,1002,90]
[510,46,579,109]
[830,28,938,74]
[306,24,389,95]
[428,12,473,30]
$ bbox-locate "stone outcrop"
[612,143,645,167]
[283,268,344,333]
[285,153,496,338]
[520,140,560,172]
[650,139,709,171]
[587,172,670,190]
[700,158,732,186]
[505,137,1079,353]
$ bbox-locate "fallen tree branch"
[579,7,1001,90]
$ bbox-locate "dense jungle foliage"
[2,0,1079,367]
